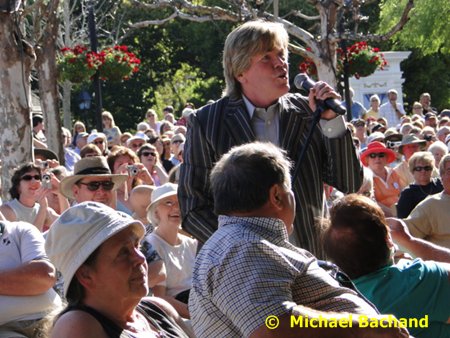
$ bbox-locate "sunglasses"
[171,140,183,144]
[413,166,433,172]
[93,140,104,145]
[78,181,114,191]
[368,153,386,159]
[21,174,41,181]
[141,151,156,157]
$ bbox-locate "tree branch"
[283,9,320,21]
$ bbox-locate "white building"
[350,51,411,109]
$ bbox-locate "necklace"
[417,182,433,196]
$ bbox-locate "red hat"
[360,141,396,166]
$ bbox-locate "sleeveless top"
[4,199,40,224]
[64,300,188,338]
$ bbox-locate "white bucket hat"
[45,201,145,297]
[87,131,107,144]
[146,183,178,224]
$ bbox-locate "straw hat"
[360,141,396,166]
[45,202,145,297]
[59,156,127,199]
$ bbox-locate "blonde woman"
[102,111,121,147]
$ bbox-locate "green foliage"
[379,0,450,55]
[401,50,450,111]
[152,63,220,115]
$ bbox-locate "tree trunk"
[35,0,63,164]
[62,81,73,129]
[0,14,35,200]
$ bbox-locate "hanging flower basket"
[57,45,140,83]
[97,45,141,82]
[337,41,387,79]
[57,45,102,84]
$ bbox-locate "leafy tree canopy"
[379,0,450,55]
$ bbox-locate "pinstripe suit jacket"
[179,93,363,258]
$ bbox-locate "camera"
[42,174,52,189]
[39,161,49,170]
[127,165,139,177]
[423,135,433,142]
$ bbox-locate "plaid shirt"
[189,215,377,338]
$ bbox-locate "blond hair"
[222,20,289,98]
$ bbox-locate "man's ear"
[236,73,246,84]
[268,184,283,210]
[72,185,79,198]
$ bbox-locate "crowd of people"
[0,19,449,338]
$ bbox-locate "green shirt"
[354,258,450,338]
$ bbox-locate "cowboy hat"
[59,156,127,199]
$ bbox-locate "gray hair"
[222,20,289,98]
[210,142,292,215]
[428,141,448,155]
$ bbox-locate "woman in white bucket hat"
[45,202,190,337]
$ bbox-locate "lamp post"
[87,0,103,132]
[78,90,91,127]
[338,5,353,122]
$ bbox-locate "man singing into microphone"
[179,20,363,258]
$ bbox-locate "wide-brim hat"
[146,183,178,222]
[60,156,127,199]
[126,132,149,146]
[87,132,106,144]
[398,134,426,154]
[360,141,396,166]
[34,148,59,162]
[45,201,145,297]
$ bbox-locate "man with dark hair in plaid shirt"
[189,142,409,338]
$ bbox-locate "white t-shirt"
[144,232,197,297]
[0,221,62,325]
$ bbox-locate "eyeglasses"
[78,181,114,191]
[161,200,177,208]
[368,153,386,159]
[413,166,433,172]
[130,143,144,149]
[21,174,41,181]
[141,151,156,157]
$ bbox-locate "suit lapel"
[279,96,310,162]
[223,97,255,145]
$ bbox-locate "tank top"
[63,300,188,338]
[4,199,40,224]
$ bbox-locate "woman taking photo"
[107,146,153,215]
[137,144,168,187]
[0,163,61,231]
[45,202,191,338]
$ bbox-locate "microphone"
[294,73,347,116]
